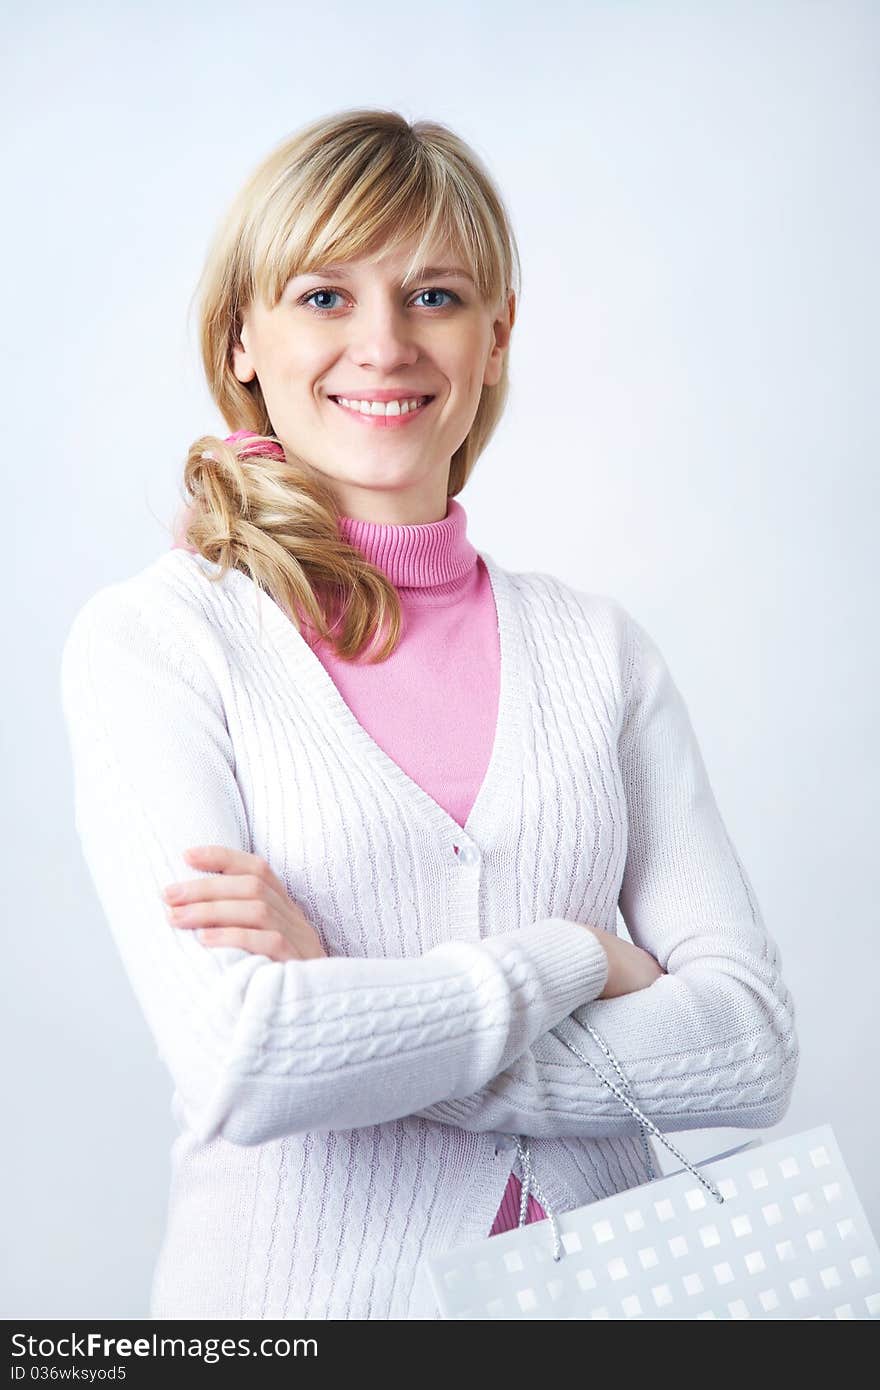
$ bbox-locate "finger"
[184,844,258,870]
[195,926,296,960]
[183,845,287,896]
[162,872,287,909]
[166,899,274,931]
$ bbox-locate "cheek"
[259,323,315,380]
[457,324,495,398]
[461,362,487,402]
[443,345,485,403]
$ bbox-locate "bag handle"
[505,1020,726,1263]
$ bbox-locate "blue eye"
[302,288,344,313]
[299,287,459,316]
[413,289,457,309]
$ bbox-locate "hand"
[161,845,328,961]
[583,924,666,999]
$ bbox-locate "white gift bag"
[424,1021,879,1320]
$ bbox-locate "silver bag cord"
[503,1019,726,1263]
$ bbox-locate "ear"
[232,321,257,385]
[482,290,516,389]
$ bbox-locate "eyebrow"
[295,264,475,285]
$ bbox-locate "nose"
[346,301,421,374]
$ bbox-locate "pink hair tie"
[225,429,286,460]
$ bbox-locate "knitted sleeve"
[59,585,609,1148]
[415,609,799,1139]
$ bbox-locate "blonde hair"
[177,107,521,661]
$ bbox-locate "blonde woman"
[60,108,799,1320]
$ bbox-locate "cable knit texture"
[310,497,548,1233]
[59,506,798,1319]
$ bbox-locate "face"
[232,240,516,524]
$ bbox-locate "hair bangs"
[246,136,506,312]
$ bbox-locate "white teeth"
[335,396,429,416]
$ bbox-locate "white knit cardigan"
[59,546,798,1320]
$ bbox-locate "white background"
[3,0,877,1317]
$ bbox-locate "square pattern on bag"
[424,1125,880,1319]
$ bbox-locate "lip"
[328,389,436,402]
[328,395,434,429]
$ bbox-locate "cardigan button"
[455,843,480,866]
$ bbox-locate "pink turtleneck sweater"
[173,436,546,1236]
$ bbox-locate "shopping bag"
[424,1021,879,1320]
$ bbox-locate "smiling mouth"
[327,395,435,427]
[328,395,434,415]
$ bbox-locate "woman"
[60,108,799,1320]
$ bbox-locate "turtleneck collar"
[338,497,478,591]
